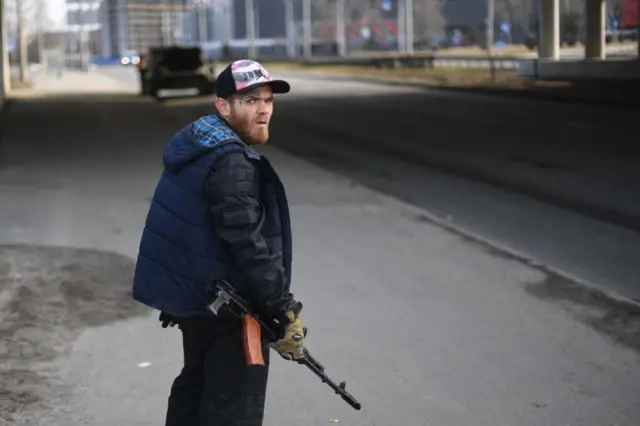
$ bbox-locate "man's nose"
[257,102,270,114]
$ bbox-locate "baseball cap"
[215,59,291,99]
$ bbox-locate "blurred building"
[121,0,190,54]
[181,0,234,45]
[65,0,104,56]
[64,0,634,58]
[180,0,292,43]
[65,0,191,58]
[100,0,127,58]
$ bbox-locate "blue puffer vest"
[132,114,292,317]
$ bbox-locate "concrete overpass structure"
[520,0,640,80]
[540,0,608,61]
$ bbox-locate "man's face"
[218,85,275,145]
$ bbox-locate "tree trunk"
[16,0,29,82]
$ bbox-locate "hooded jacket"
[132,114,294,317]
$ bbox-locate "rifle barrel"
[299,355,362,410]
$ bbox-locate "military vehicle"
[139,46,216,98]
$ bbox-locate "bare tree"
[8,0,49,81]
[31,0,48,62]
[15,0,29,81]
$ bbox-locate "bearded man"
[132,59,306,426]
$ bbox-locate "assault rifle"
[208,280,362,411]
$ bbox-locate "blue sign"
[381,0,392,11]
[500,22,511,33]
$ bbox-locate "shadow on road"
[0,245,149,422]
[258,90,639,235]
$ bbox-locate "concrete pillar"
[539,0,560,60]
[397,0,405,52]
[245,0,256,57]
[585,0,606,59]
[302,0,311,59]
[285,0,295,57]
[405,0,414,54]
[336,0,346,57]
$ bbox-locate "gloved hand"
[159,312,178,328]
[270,311,307,361]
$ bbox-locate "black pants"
[165,316,270,426]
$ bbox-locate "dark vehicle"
[121,49,141,66]
[139,46,216,98]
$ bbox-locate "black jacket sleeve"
[204,149,293,315]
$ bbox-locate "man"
[132,59,306,426]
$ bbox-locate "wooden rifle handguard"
[242,315,265,366]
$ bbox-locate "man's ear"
[215,97,231,117]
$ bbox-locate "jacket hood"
[163,114,256,173]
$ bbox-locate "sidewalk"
[1,81,639,425]
[8,67,137,99]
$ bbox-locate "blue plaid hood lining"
[162,114,259,173]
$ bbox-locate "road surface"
[0,68,638,426]
[104,65,640,304]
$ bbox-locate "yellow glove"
[270,311,306,360]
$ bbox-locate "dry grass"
[434,45,531,56]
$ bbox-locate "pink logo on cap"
[231,60,272,91]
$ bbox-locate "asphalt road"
[1,67,639,426]
[104,65,640,303]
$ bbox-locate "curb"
[387,193,640,309]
